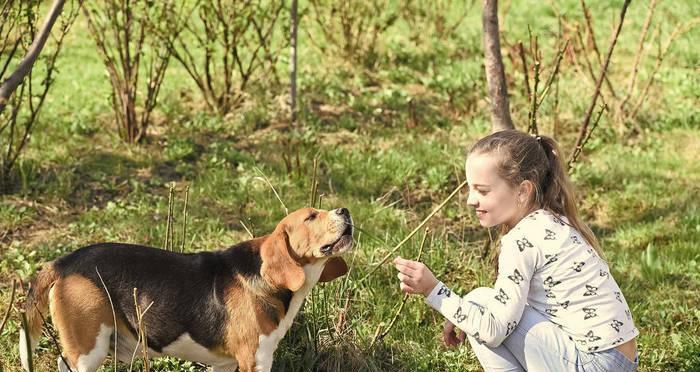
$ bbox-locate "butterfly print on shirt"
[583,307,598,320]
[610,319,624,332]
[544,288,556,299]
[612,338,625,346]
[544,276,562,288]
[625,309,632,320]
[495,288,510,304]
[437,285,451,297]
[614,291,623,303]
[516,238,534,252]
[544,229,557,240]
[545,308,558,317]
[544,254,559,266]
[572,262,585,272]
[571,235,582,245]
[507,269,524,284]
[473,332,487,345]
[453,306,467,323]
[585,330,602,342]
[599,270,609,278]
[583,284,598,296]
[558,300,570,309]
[506,321,518,336]
[553,216,567,226]
[587,346,600,352]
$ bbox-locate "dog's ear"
[261,229,305,291]
[319,257,348,282]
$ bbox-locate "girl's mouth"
[476,210,487,218]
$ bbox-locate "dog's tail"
[20,262,59,371]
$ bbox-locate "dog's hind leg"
[49,275,114,372]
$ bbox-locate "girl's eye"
[479,190,489,195]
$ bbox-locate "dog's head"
[260,207,353,291]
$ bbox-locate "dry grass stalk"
[368,229,430,349]
[254,167,288,216]
[360,179,468,283]
[571,0,631,166]
[95,267,117,371]
[129,288,154,372]
[240,220,255,239]
[163,183,175,250]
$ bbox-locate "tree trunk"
[482,0,514,132]
[0,0,66,113]
[290,0,299,126]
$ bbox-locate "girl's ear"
[260,229,306,291]
[518,180,535,204]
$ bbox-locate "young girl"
[394,130,638,371]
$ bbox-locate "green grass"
[1,0,699,371]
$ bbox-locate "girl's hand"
[443,319,467,347]
[393,257,439,297]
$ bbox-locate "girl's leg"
[502,304,591,371]
[464,288,525,371]
[466,335,524,372]
[464,287,590,372]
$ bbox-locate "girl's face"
[465,152,526,228]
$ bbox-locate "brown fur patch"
[49,274,113,366]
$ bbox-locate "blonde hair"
[469,130,604,269]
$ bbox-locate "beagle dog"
[19,207,353,372]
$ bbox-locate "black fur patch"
[53,240,289,351]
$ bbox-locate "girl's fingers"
[393,256,422,269]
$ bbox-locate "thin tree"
[482,0,514,132]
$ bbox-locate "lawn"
[1,0,699,371]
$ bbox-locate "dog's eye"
[305,213,317,222]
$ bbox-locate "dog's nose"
[336,208,349,216]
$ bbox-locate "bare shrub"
[83,1,177,144]
[305,0,398,69]
[0,0,81,193]
[160,0,287,115]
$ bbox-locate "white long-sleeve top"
[426,209,639,352]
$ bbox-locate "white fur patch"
[161,333,236,367]
[255,261,327,372]
[76,324,113,372]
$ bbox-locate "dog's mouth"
[320,222,354,256]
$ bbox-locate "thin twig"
[180,185,189,252]
[369,229,430,349]
[360,180,468,283]
[527,28,540,135]
[570,104,606,167]
[95,267,117,372]
[253,167,288,215]
[240,220,254,239]
[619,0,657,114]
[571,0,630,166]
[32,305,73,372]
[517,41,530,101]
[0,279,16,335]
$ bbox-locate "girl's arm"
[396,233,539,347]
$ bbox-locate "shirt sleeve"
[425,234,539,347]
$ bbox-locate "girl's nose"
[466,191,478,207]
